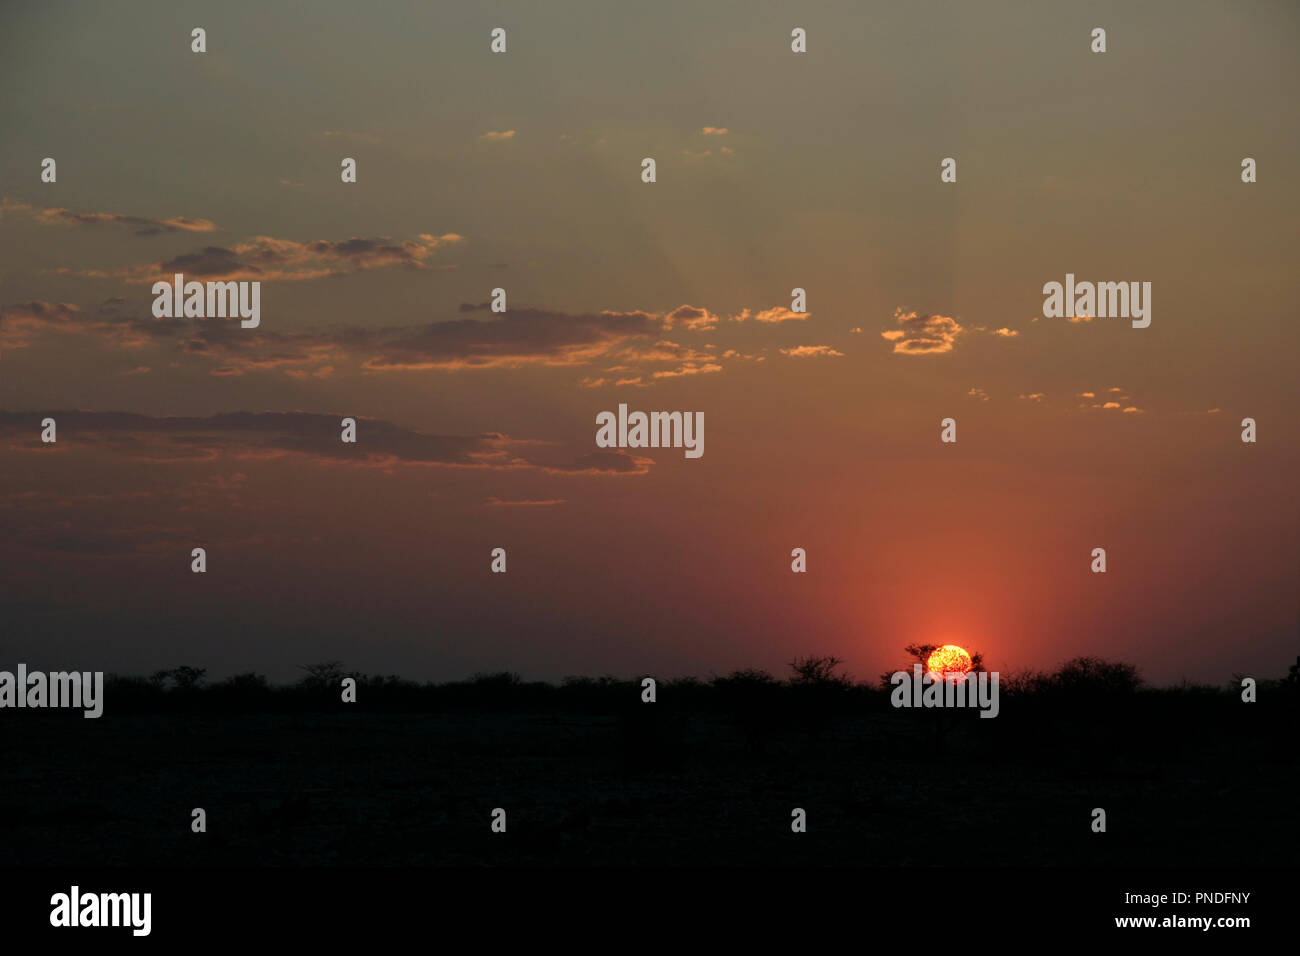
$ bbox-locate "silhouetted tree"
[788,656,851,740]
[297,661,343,691]
[882,644,989,753]
[147,666,206,692]
[788,655,851,687]
[1050,656,1142,697]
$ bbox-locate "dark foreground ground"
[1,697,1294,867]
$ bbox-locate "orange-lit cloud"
[1077,388,1144,413]
[733,306,808,324]
[619,340,715,364]
[780,345,843,358]
[882,308,963,355]
[540,451,652,475]
[0,300,188,355]
[665,305,720,331]
[3,293,861,386]
[358,306,663,371]
[1,197,218,236]
[652,362,723,378]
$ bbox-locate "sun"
[926,644,973,680]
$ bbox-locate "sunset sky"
[1,0,1296,684]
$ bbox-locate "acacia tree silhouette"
[788,655,852,741]
[149,666,207,691]
[902,643,986,672]
[891,644,988,753]
[298,661,344,692]
[789,655,851,687]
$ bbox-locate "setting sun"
[926,644,974,680]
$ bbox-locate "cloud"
[4,293,831,386]
[182,320,342,374]
[1,197,218,236]
[701,127,729,136]
[1077,392,1144,413]
[651,362,723,378]
[479,130,517,141]
[183,305,733,377]
[1018,393,1045,403]
[541,451,652,475]
[780,345,843,358]
[0,300,188,355]
[0,299,337,375]
[58,233,465,282]
[619,340,715,364]
[732,306,808,324]
[1,298,665,377]
[285,365,335,380]
[355,305,664,370]
[0,410,651,477]
[665,304,719,331]
[881,308,963,355]
[967,387,989,402]
[991,327,1019,337]
[0,299,80,339]
[0,410,496,466]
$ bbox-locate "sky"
[1,0,1296,685]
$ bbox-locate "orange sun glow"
[926,644,973,680]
